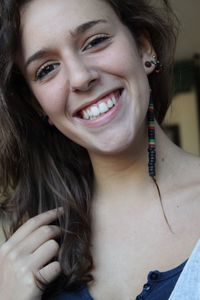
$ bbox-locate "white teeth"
[91,106,100,117]
[99,102,109,113]
[87,109,92,117]
[83,110,90,120]
[111,95,117,105]
[81,92,119,120]
[107,99,114,108]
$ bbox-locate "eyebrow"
[25,19,108,69]
[69,19,107,37]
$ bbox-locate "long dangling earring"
[147,96,156,178]
[145,59,173,232]
[145,55,163,178]
[147,97,173,232]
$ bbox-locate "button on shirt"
[55,260,187,300]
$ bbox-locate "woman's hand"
[0,208,63,300]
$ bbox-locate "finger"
[5,208,63,249]
[17,225,61,254]
[31,239,60,270]
[35,261,61,288]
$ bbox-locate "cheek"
[97,38,145,81]
[31,81,67,116]
[99,39,149,102]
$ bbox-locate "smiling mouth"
[76,89,123,121]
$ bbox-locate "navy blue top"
[55,260,187,300]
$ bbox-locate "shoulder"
[158,128,200,190]
[177,150,200,191]
[162,146,200,235]
[168,148,200,205]
[164,145,200,190]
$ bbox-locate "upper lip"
[72,88,123,116]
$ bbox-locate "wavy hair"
[0,0,178,297]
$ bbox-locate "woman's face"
[18,0,155,156]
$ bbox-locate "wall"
[164,91,200,155]
[171,0,200,60]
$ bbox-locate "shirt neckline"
[147,259,188,282]
[81,258,187,299]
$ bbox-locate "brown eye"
[83,35,111,51]
[35,62,60,81]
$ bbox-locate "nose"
[67,57,99,93]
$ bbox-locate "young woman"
[0,0,200,299]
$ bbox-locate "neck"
[89,123,182,204]
[89,123,149,201]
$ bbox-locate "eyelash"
[35,34,111,81]
[35,62,60,81]
[82,34,111,51]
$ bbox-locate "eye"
[83,34,111,51]
[35,62,60,81]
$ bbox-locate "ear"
[139,35,157,75]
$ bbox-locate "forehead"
[20,0,116,33]
[19,0,119,59]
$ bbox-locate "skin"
[18,0,155,157]
[0,209,63,300]
[1,0,200,299]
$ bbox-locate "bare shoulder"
[179,150,200,184]
[165,144,200,186]
[159,130,200,188]
[166,148,200,235]
[169,148,200,200]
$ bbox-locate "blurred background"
[163,0,200,155]
[1,0,200,243]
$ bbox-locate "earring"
[148,97,156,178]
[145,55,163,74]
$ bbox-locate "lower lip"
[74,90,124,128]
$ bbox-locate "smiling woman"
[0,0,200,300]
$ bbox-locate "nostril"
[88,78,97,89]
[71,78,97,93]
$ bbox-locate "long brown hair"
[0,0,178,296]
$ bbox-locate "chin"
[90,133,137,156]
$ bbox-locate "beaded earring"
[147,97,156,178]
[146,55,163,178]
[147,98,173,232]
